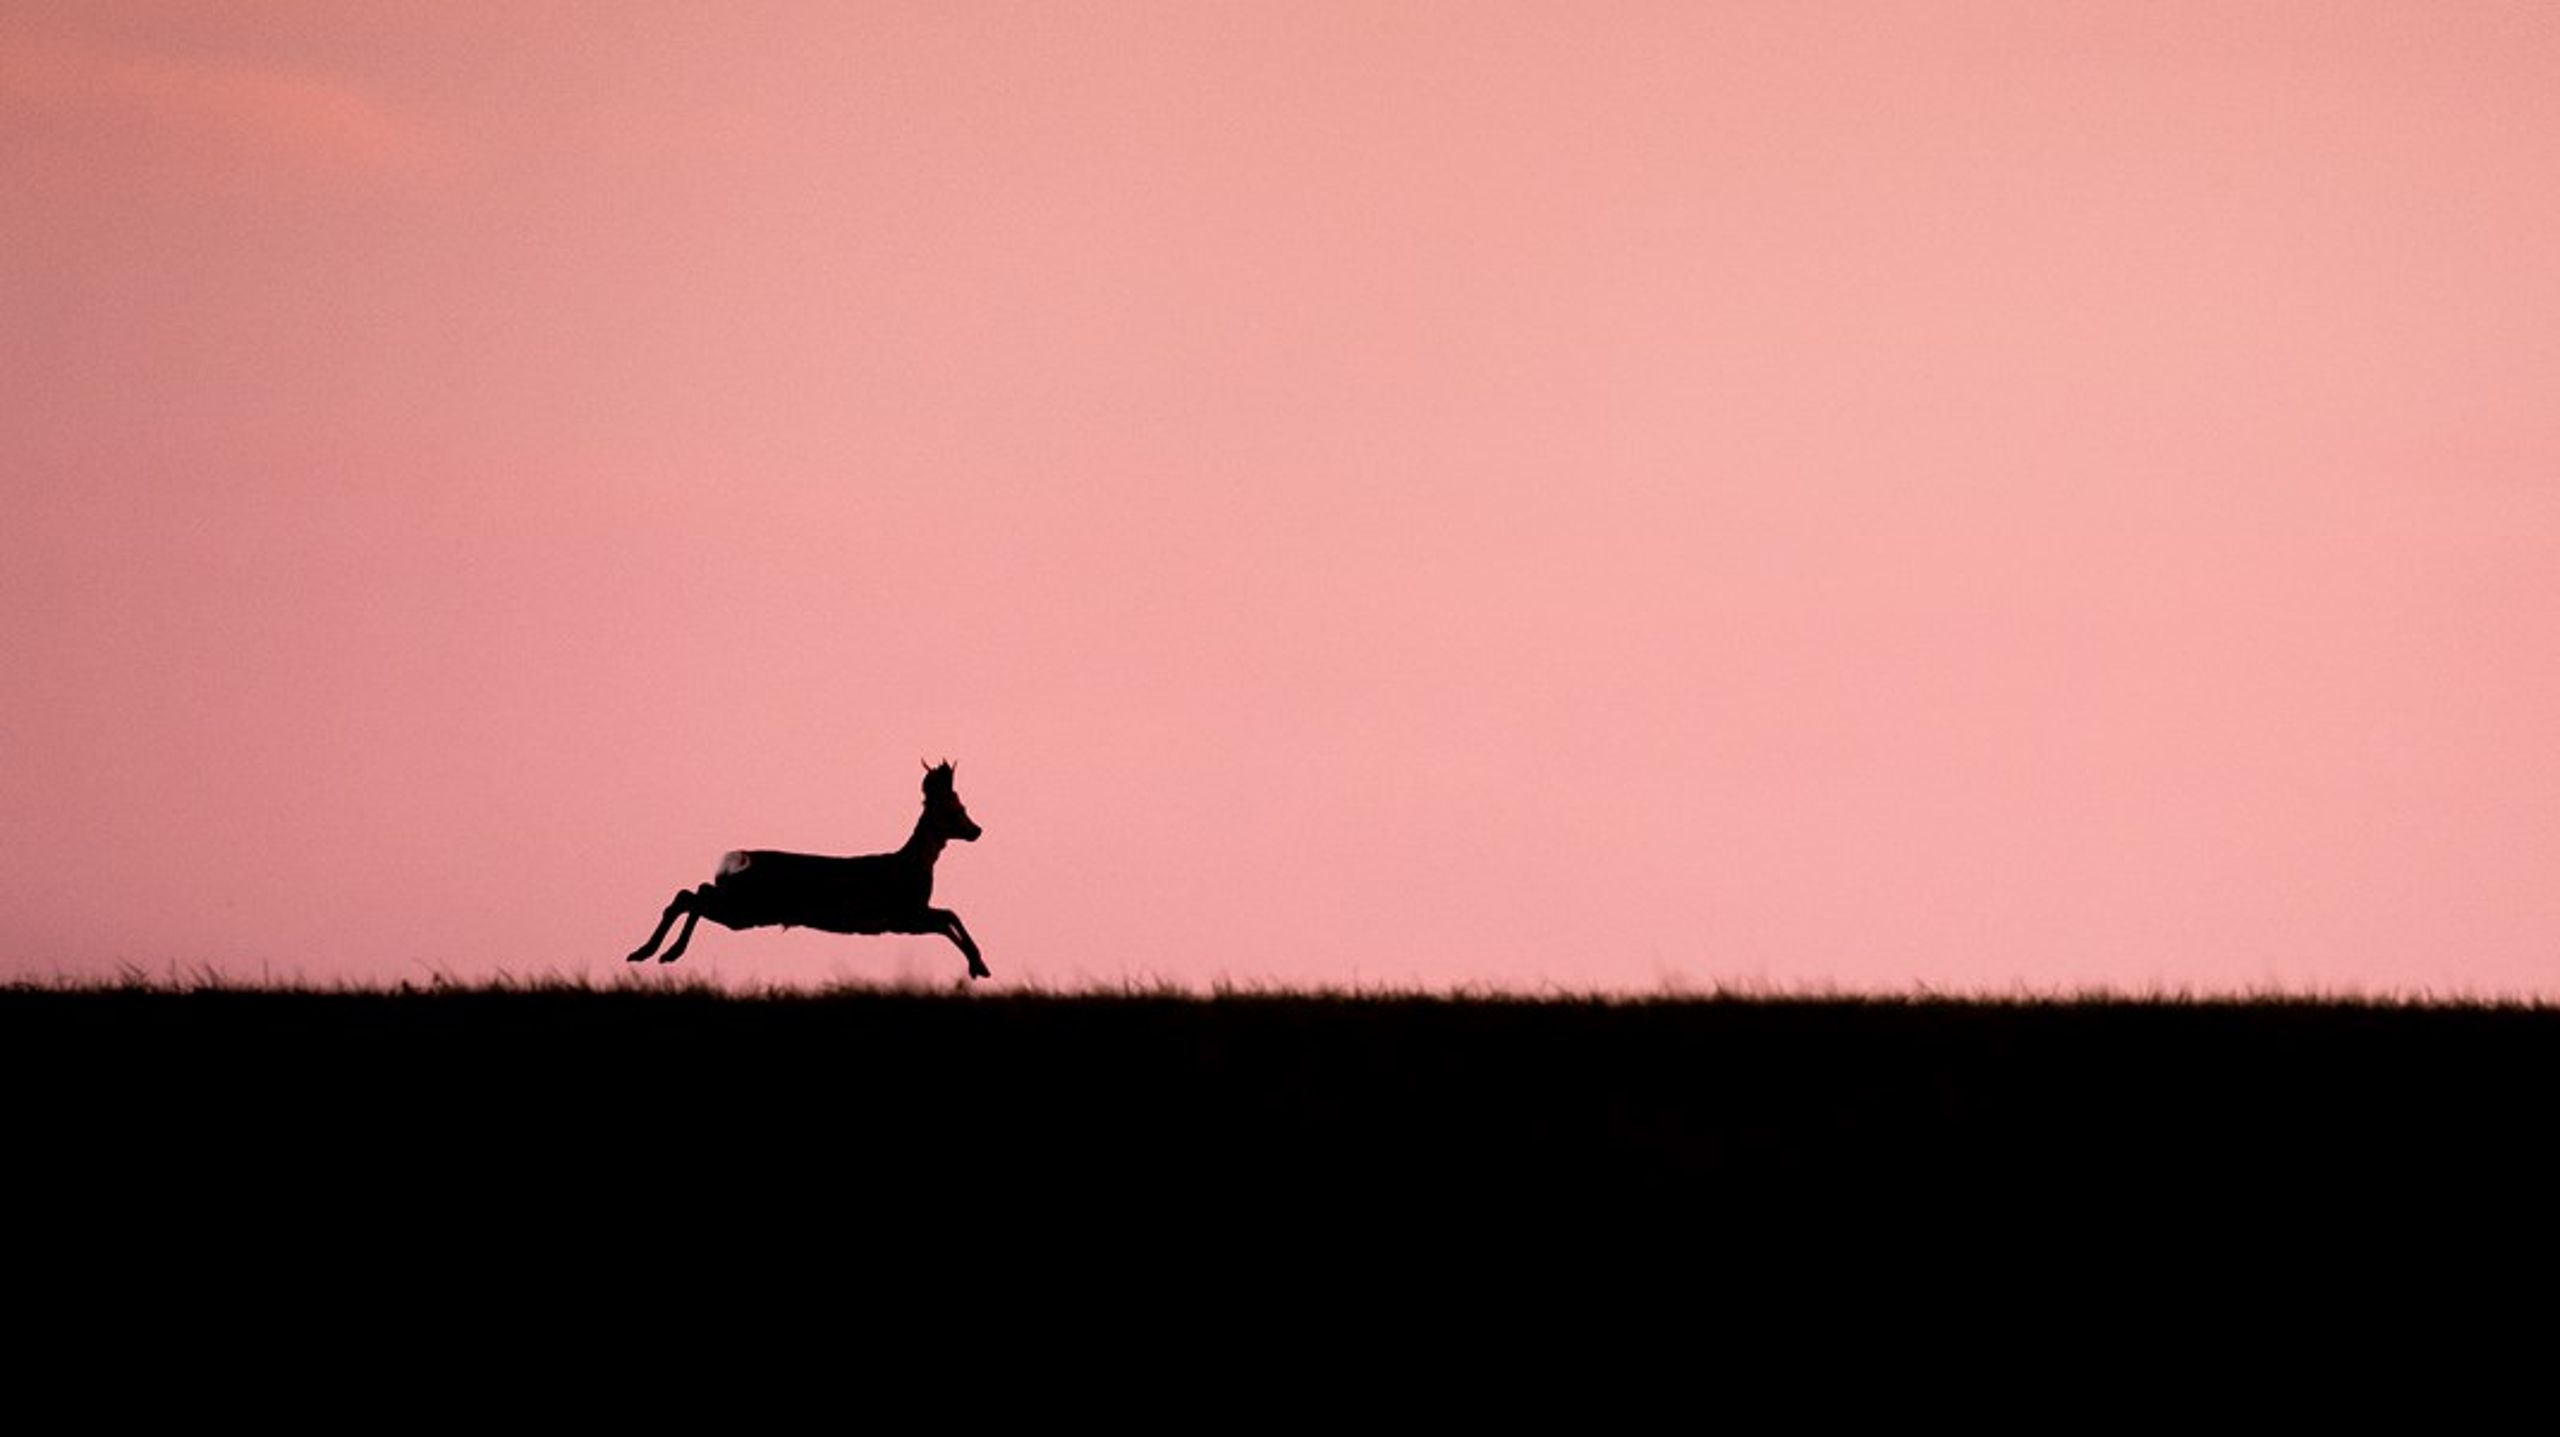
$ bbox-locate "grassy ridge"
[21,981,2540,1365]
[14,983,2556,1222]
[18,979,2554,1348]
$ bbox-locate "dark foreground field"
[13,981,2545,1389]
[14,983,2556,1230]
[19,978,2560,1371]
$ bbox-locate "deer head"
[921,758,982,842]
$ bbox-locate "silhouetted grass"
[14,977,2554,1231]
[19,989,2555,1384]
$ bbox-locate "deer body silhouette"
[627,761,989,978]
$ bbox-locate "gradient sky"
[6,2,2557,993]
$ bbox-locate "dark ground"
[15,984,2534,1411]
[14,984,2555,1220]
[15,982,2556,1371]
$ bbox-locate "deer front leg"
[929,907,990,980]
[628,890,693,963]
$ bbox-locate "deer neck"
[898,812,950,864]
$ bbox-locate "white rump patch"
[718,850,752,877]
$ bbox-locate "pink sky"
[6,2,2557,994]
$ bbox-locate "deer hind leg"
[928,907,990,981]
[627,889,695,963]
[657,885,720,963]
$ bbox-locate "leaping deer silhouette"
[628,759,989,979]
